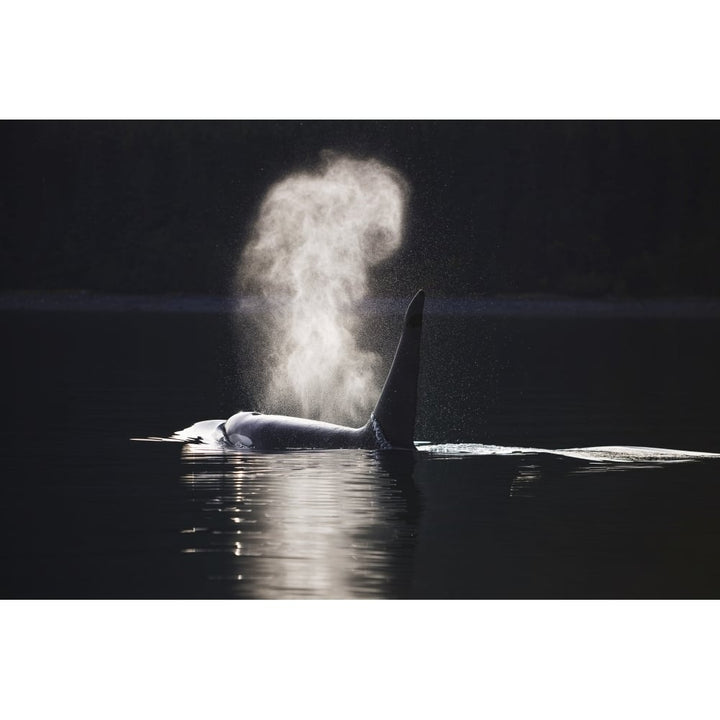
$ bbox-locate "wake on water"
[135,421,720,465]
[418,443,720,463]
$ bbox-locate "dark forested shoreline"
[2,120,719,299]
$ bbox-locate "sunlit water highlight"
[173,447,417,598]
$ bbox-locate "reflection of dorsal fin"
[371,290,425,449]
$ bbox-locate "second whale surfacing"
[211,290,425,452]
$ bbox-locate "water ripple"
[177,446,418,598]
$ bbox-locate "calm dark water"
[2,300,720,598]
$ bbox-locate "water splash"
[238,152,408,425]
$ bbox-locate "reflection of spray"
[239,152,408,425]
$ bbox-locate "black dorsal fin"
[371,290,425,449]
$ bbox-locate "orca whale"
[216,289,425,451]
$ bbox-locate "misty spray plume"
[239,152,408,425]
